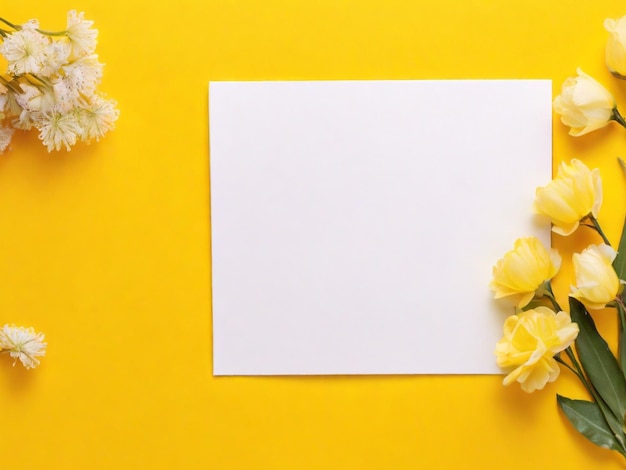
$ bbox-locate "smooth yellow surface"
[1,1,626,468]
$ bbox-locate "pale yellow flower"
[495,307,579,393]
[65,11,98,59]
[77,94,120,143]
[571,244,621,309]
[490,237,561,309]
[605,15,626,78]
[534,159,602,236]
[0,21,50,76]
[36,110,83,151]
[553,68,616,136]
[0,324,47,369]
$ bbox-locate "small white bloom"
[61,54,103,98]
[0,20,51,75]
[66,11,98,59]
[40,41,71,77]
[37,109,83,151]
[13,84,56,130]
[0,126,14,154]
[2,87,24,120]
[78,94,119,142]
[0,324,46,369]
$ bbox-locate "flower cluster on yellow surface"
[494,11,626,459]
[0,11,119,153]
[492,159,622,392]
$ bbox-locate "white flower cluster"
[0,11,118,153]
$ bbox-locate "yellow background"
[0,0,625,468]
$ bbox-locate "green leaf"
[619,305,626,383]
[569,298,626,433]
[558,395,626,454]
[613,214,626,282]
[614,214,626,378]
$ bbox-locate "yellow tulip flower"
[534,159,602,236]
[490,237,561,309]
[571,244,621,310]
[495,307,579,393]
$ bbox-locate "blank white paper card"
[209,80,552,376]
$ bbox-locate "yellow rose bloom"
[605,16,626,78]
[534,159,602,236]
[490,237,561,309]
[495,307,579,393]
[553,68,615,136]
[571,244,621,310]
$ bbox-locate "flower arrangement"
[0,11,119,153]
[0,11,117,370]
[491,13,626,457]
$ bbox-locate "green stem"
[24,73,51,89]
[544,282,563,312]
[614,107,626,130]
[0,75,21,94]
[555,353,587,384]
[0,17,18,30]
[0,17,67,37]
[563,347,595,396]
[36,29,68,37]
[587,214,611,246]
[615,298,626,379]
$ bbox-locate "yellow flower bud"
[604,16,626,79]
[534,159,602,236]
[571,244,621,310]
[495,307,579,393]
[553,68,615,136]
[490,237,561,309]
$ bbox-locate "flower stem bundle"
[0,11,119,153]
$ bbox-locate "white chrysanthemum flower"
[52,55,104,110]
[66,11,98,59]
[3,89,24,121]
[37,109,83,151]
[61,54,103,98]
[40,41,71,77]
[13,84,57,130]
[51,80,76,112]
[0,20,50,75]
[78,94,119,142]
[0,126,14,154]
[0,324,47,369]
